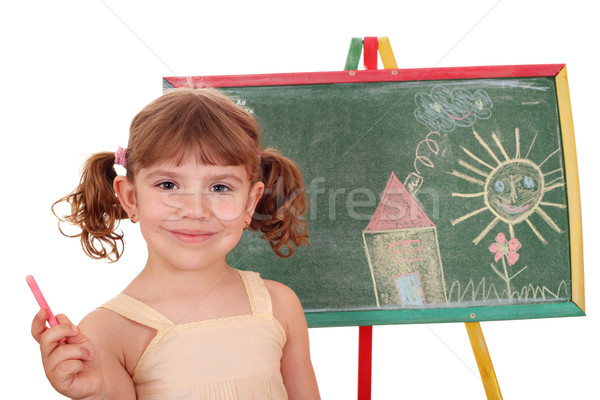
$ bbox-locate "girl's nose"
[162,190,212,221]
[189,191,212,220]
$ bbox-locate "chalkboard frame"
[164,64,584,327]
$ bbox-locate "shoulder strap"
[239,270,273,315]
[100,294,174,331]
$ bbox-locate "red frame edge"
[164,64,565,89]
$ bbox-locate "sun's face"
[450,128,565,245]
[485,159,544,223]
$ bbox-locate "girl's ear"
[245,181,265,217]
[113,176,138,218]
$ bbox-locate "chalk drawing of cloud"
[414,86,493,132]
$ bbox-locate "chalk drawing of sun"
[450,128,566,245]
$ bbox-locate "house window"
[389,239,422,263]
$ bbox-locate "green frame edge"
[306,302,585,328]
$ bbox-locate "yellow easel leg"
[465,322,503,400]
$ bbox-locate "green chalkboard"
[164,65,584,327]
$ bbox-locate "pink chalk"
[26,275,65,342]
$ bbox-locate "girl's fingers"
[55,313,73,326]
[46,343,94,373]
[40,324,79,347]
[54,359,88,379]
[55,314,90,345]
[31,308,49,343]
[32,311,78,345]
[39,325,81,360]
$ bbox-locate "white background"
[2,1,598,398]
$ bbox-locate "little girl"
[31,87,321,399]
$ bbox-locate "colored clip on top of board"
[378,36,398,69]
[344,37,363,71]
[363,36,378,70]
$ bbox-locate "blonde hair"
[53,87,309,261]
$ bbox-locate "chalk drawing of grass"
[448,278,569,304]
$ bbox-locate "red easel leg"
[358,326,373,400]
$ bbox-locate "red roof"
[364,172,436,231]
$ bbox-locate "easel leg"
[465,322,503,400]
[358,326,373,400]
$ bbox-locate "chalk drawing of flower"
[488,232,526,301]
[489,232,521,266]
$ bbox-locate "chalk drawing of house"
[363,172,447,308]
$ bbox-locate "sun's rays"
[539,201,567,209]
[451,206,489,226]
[539,148,561,168]
[525,131,538,159]
[451,192,485,198]
[492,132,511,162]
[450,128,566,245]
[544,182,565,193]
[515,128,521,159]
[458,159,488,178]
[473,216,501,245]
[473,128,501,165]
[536,208,562,233]
[526,218,547,245]
[450,170,485,186]
[461,146,495,170]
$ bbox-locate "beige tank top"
[100,270,288,400]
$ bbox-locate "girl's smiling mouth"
[167,229,216,244]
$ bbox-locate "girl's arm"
[267,281,321,400]
[76,310,137,400]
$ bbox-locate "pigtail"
[52,152,127,262]
[251,148,309,258]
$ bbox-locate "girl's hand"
[31,309,105,400]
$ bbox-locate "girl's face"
[126,157,263,272]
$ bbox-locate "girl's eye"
[157,181,178,190]
[211,184,231,193]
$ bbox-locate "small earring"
[130,214,137,223]
[243,221,249,230]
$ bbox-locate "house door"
[394,272,425,306]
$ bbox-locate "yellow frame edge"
[555,66,585,312]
